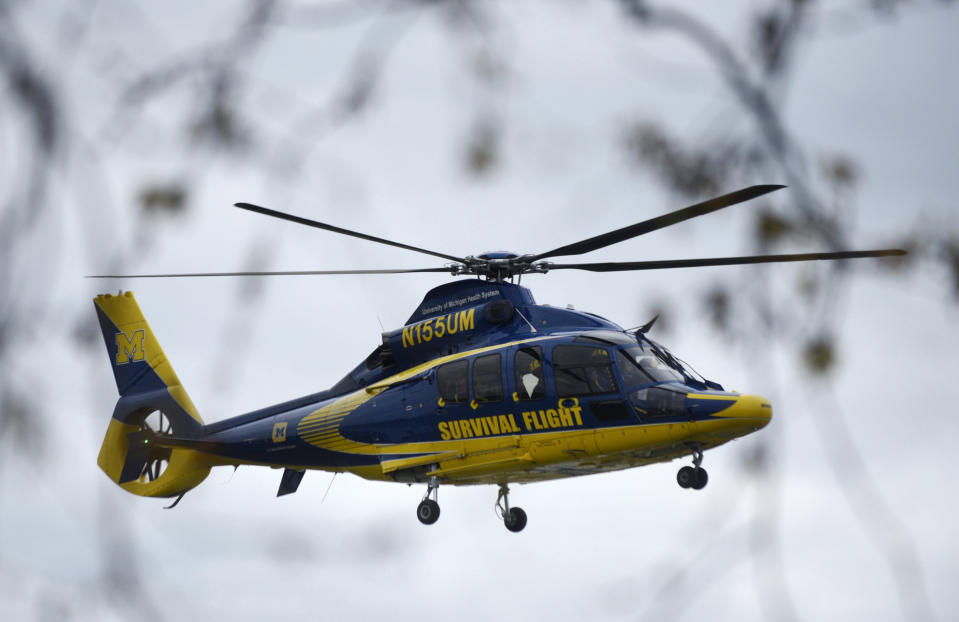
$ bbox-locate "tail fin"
[94,291,211,498]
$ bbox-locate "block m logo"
[115,329,146,365]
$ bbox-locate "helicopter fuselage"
[190,279,772,486]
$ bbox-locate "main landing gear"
[677,445,708,490]
[495,484,527,533]
[416,476,440,525]
[415,479,528,533]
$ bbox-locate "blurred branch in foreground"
[620,1,953,620]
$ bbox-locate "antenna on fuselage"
[514,307,538,333]
[321,472,338,504]
[635,314,659,335]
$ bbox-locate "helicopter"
[90,184,903,532]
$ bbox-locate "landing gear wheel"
[677,465,697,489]
[691,467,708,490]
[504,507,527,533]
[417,499,440,525]
[417,475,440,525]
[677,444,709,490]
[495,483,527,533]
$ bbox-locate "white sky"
[2,1,958,621]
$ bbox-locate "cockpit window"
[617,344,684,385]
[552,345,619,397]
[616,349,652,386]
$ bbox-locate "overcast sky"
[2,2,958,621]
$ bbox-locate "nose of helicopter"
[687,392,772,443]
[726,393,773,427]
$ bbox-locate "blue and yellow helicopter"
[90,185,902,532]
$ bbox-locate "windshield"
[616,344,684,386]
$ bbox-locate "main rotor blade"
[531,185,786,261]
[235,202,467,264]
[86,268,452,278]
[546,249,907,272]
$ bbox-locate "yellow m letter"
[115,329,146,365]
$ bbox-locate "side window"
[552,345,619,397]
[437,359,469,403]
[514,346,545,401]
[473,354,503,403]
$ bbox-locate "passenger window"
[552,345,619,397]
[514,346,545,400]
[473,354,503,403]
[437,360,469,403]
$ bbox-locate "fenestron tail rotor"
[138,410,173,483]
[86,185,907,281]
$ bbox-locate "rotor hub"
[457,252,551,281]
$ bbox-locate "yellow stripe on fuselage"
[232,413,766,486]
[372,415,759,485]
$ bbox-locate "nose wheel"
[495,484,527,532]
[677,445,708,490]
[416,476,440,525]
